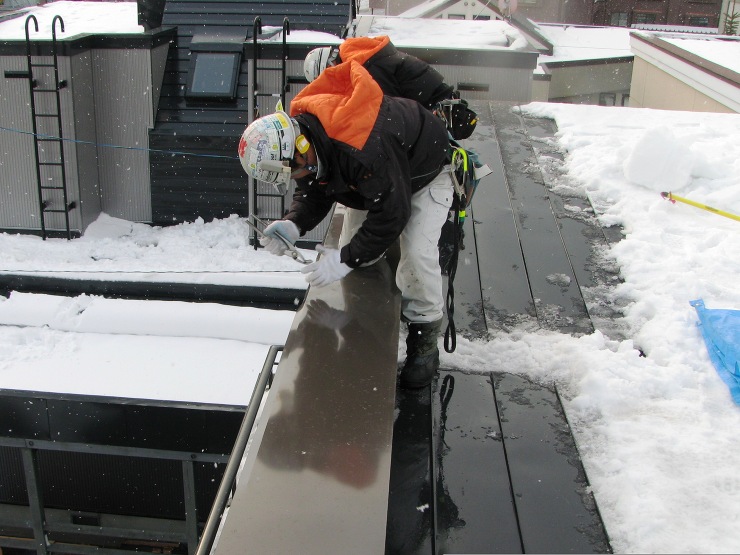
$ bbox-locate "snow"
[1,1,740,552]
[486,103,740,553]
[0,215,306,405]
[660,35,740,74]
[0,1,144,39]
[0,213,311,288]
[265,17,530,50]
[263,28,343,44]
[535,22,633,63]
[0,323,272,405]
[363,16,530,49]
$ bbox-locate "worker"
[305,35,477,274]
[303,35,477,140]
[238,60,453,389]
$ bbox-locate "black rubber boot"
[400,319,442,389]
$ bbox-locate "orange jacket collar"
[339,35,390,66]
[290,61,383,151]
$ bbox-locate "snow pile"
[622,126,694,192]
[0,214,309,288]
[0,291,294,344]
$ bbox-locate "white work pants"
[339,168,453,323]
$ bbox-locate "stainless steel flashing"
[212,209,401,554]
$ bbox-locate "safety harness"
[443,142,491,353]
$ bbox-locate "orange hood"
[338,35,390,66]
[290,60,383,151]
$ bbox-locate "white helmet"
[238,111,298,191]
[304,46,338,82]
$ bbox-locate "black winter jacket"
[287,70,449,268]
[339,36,454,110]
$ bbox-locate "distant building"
[385,0,595,22]
[388,0,728,31]
[398,0,501,21]
[396,2,635,107]
[593,0,723,29]
[629,31,740,112]
[511,0,594,25]
[530,23,634,106]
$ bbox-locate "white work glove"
[301,245,352,287]
[259,220,300,256]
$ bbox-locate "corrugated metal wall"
[434,63,533,102]
[150,42,169,121]
[0,54,88,233]
[0,54,42,229]
[547,60,632,101]
[69,51,104,233]
[91,48,156,222]
[1,38,162,233]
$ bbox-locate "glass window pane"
[188,53,239,98]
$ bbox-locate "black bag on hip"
[449,99,478,140]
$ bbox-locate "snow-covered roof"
[630,30,740,111]
[355,15,530,50]
[632,23,719,35]
[658,34,740,74]
[534,23,633,65]
[0,1,144,40]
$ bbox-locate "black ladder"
[248,17,292,247]
[25,14,75,240]
[251,16,290,118]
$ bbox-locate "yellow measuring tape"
[661,192,740,223]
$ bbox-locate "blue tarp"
[691,299,740,405]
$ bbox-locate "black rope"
[0,125,237,160]
[443,209,462,353]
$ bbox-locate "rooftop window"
[186,33,244,101]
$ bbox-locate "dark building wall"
[150,131,249,224]
[515,0,594,24]
[148,0,352,225]
[592,0,722,27]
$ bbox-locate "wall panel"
[93,48,155,222]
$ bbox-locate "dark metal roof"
[146,0,353,225]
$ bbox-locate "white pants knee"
[339,168,453,323]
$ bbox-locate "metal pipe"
[194,345,282,555]
[24,15,46,241]
[51,15,71,240]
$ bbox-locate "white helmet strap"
[258,159,292,177]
